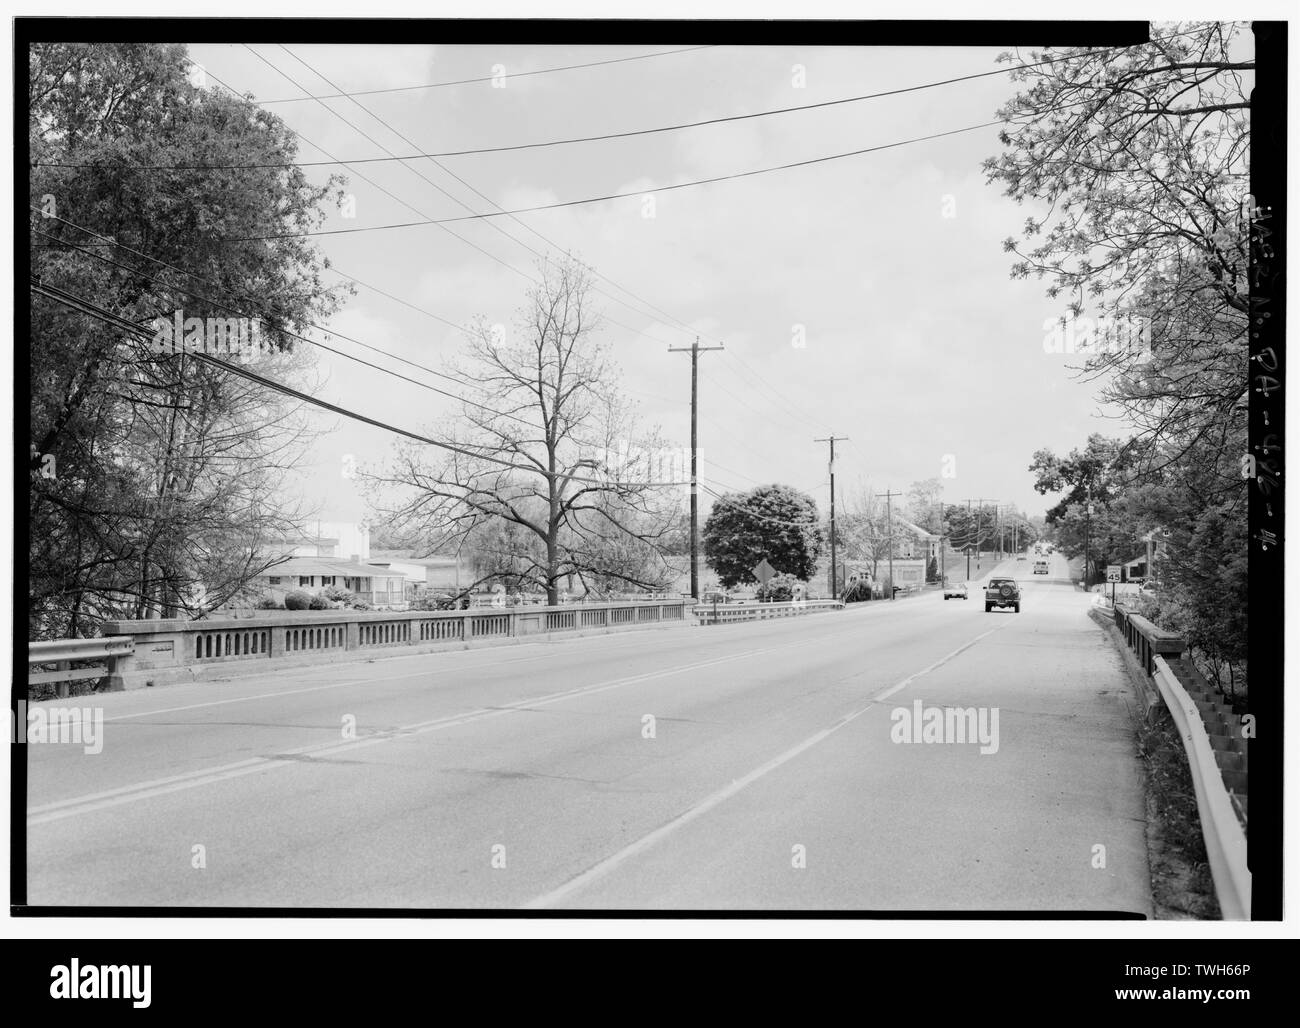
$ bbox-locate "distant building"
[366,552,472,599]
[253,558,407,610]
[890,517,943,562]
[283,519,371,561]
[247,520,404,610]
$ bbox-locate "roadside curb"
[1088,607,1161,721]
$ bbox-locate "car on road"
[985,577,1021,613]
[943,582,968,600]
[1034,560,1049,575]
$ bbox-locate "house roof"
[893,517,941,540]
[368,550,461,566]
[260,557,404,580]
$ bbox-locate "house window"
[300,576,312,587]
[269,577,281,586]
[322,576,334,586]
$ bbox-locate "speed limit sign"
[1106,566,1122,583]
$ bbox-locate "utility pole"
[956,498,988,577]
[670,337,722,603]
[956,498,975,579]
[1084,483,1092,590]
[815,436,849,599]
[975,498,990,571]
[668,338,725,601]
[936,498,946,586]
[882,489,902,599]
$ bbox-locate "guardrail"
[24,599,687,694]
[693,599,844,624]
[28,638,136,697]
[1111,603,1250,919]
[1152,655,1251,919]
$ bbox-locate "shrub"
[756,572,799,603]
[308,594,330,610]
[351,599,372,611]
[284,590,311,610]
[843,579,873,603]
[323,585,355,604]
[255,598,282,610]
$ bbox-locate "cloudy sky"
[190,40,1124,530]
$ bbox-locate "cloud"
[193,42,1133,525]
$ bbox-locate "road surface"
[25,552,1151,912]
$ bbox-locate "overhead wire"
[32,278,687,487]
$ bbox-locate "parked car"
[943,582,969,600]
[1034,560,1049,575]
[985,577,1021,613]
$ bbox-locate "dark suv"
[985,577,1021,613]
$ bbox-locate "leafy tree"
[905,478,944,531]
[1029,434,1137,522]
[941,502,1001,555]
[702,485,822,589]
[985,23,1250,331]
[989,23,1251,620]
[29,43,348,636]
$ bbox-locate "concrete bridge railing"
[31,599,689,692]
[1111,605,1189,676]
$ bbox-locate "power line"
[263,44,723,355]
[257,45,716,104]
[202,52,703,354]
[35,214,667,459]
[40,48,1104,171]
[33,209,699,469]
[722,349,834,434]
[224,119,1004,242]
[32,215,553,433]
[215,37,1219,245]
[32,279,683,488]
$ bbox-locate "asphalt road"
[25,551,1152,913]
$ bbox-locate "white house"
[253,557,407,609]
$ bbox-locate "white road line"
[524,622,1008,909]
[27,644,789,826]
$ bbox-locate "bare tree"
[368,257,682,605]
[835,479,891,581]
